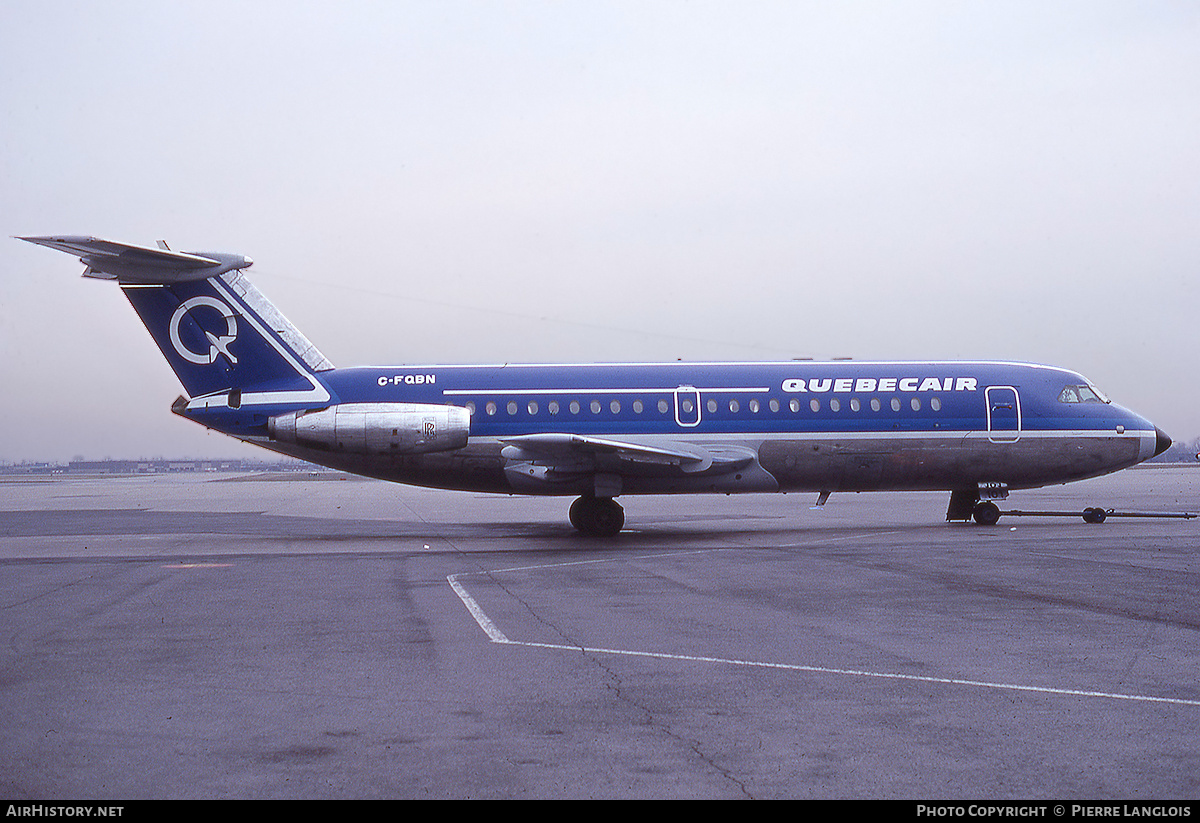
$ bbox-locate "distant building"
[0,458,333,476]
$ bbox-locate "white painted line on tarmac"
[448,573,509,644]
[448,541,1200,709]
[496,638,1200,708]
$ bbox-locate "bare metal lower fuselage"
[249,428,1152,497]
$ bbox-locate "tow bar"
[1000,508,1197,524]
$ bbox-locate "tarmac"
[1,466,1197,799]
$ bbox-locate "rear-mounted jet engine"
[269,403,471,455]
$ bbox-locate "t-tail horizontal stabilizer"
[18,235,252,284]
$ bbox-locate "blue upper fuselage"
[268,360,1155,441]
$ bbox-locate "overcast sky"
[2,1,1198,461]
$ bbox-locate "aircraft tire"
[972,501,1001,526]
[1082,507,1107,524]
[568,496,587,531]
[570,496,624,536]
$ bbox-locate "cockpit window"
[1058,385,1107,404]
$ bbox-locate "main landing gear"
[569,495,625,537]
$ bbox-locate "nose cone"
[1154,427,1172,458]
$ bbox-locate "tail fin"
[20,236,333,405]
[122,270,334,400]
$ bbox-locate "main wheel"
[569,496,625,536]
[568,496,589,531]
[972,500,1001,526]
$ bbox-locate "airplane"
[19,235,1173,535]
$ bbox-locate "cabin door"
[986,386,1021,443]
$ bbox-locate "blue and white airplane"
[21,235,1172,535]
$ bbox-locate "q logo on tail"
[169,296,239,365]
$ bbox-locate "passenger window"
[871,398,881,412]
[707,399,718,413]
[890,398,901,412]
[749,399,760,413]
[850,398,861,412]
[769,398,780,412]
[590,400,601,414]
[658,399,669,414]
[528,401,538,415]
[810,399,820,412]
[911,398,921,411]
[730,399,740,413]
[610,400,621,414]
[486,401,497,416]
[633,399,644,414]
[930,397,941,412]
[789,398,801,413]
[569,400,581,414]
[829,398,840,412]
[507,401,518,415]
[549,401,560,415]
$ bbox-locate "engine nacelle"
[268,403,471,455]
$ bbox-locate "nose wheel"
[569,496,625,536]
[972,500,1001,525]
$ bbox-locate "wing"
[499,432,757,495]
[501,432,715,472]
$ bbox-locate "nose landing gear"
[946,487,1011,525]
[971,500,1001,526]
[946,488,1005,525]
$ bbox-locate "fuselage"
[181,359,1165,498]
